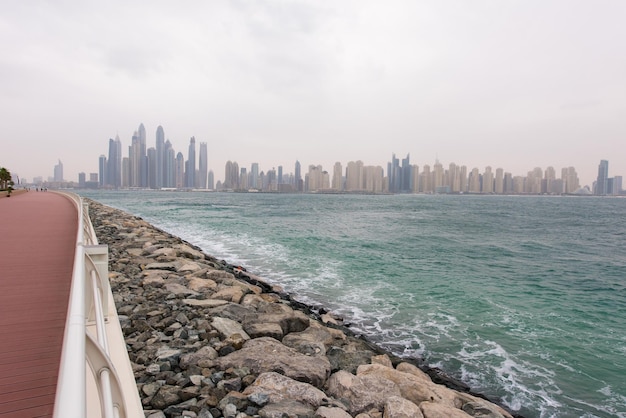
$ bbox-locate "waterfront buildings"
[91,124,620,195]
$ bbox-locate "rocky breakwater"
[87,199,519,418]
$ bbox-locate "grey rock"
[183,298,229,308]
[180,345,219,369]
[211,317,251,340]
[383,396,423,418]
[259,400,316,418]
[315,406,353,418]
[243,372,327,408]
[215,338,331,388]
[325,370,401,415]
[151,385,182,409]
[145,262,179,271]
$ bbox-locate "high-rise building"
[419,164,431,193]
[346,161,364,191]
[467,168,480,193]
[130,131,140,187]
[224,161,239,189]
[186,137,196,188]
[164,140,175,188]
[106,136,122,188]
[495,168,504,194]
[175,152,185,189]
[613,176,623,195]
[364,165,384,193]
[596,160,609,195]
[411,165,420,192]
[138,123,147,187]
[295,160,302,192]
[561,167,579,194]
[433,159,444,191]
[208,170,215,190]
[251,163,259,190]
[544,166,556,194]
[147,147,157,189]
[199,142,208,189]
[53,159,64,182]
[482,167,494,193]
[155,126,165,189]
[239,167,248,190]
[332,162,343,191]
[98,155,106,187]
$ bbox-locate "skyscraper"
[332,162,343,191]
[138,123,148,187]
[175,152,185,188]
[54,159,64,182]
[224,161,239,189]
[251,163,259,190]
[155,126,165,189]
[164,140,175,188]
[98,155,106,187]
[199,142,208,189]
[596,160,609,195]
[106,136,122,188]
[186,137,196,188]
[295,160,302,192]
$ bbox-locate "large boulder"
[325,370,401,415]
[282,322,345,356]
[258,400,316,418]
[383,396,423,418]
[211,317,251,340]
[213,337,331,388]
[243,372,328,408]
[420,402,471,418]
[357,363,457,407]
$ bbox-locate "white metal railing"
[53,193,142,418]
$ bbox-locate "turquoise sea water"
[80,191,626,418]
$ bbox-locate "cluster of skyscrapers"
[98,124,210,190]
[93,123,621,196]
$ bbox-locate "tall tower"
[295,160,302,192]
[138,123,148,187]
[54,160,64,182]
[482,166,494,193]
[164,140,175,188]
[186,137,196,188]
[199,142,208,189]
[332,162,343,191]
[251,163,260,189]
[596,160,609,195]
[175,152,185,188]
[130,131,140,187]
[156,126,165,189]
[98,155,106,187]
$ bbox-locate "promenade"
[0,191,77,418]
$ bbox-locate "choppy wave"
[80,191,626,418]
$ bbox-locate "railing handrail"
[53,192,141,418]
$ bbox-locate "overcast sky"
[2,0,625,186]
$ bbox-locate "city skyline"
[83,123,621,195]
[2,2,625,186]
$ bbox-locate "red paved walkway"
[0,191,78,418]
